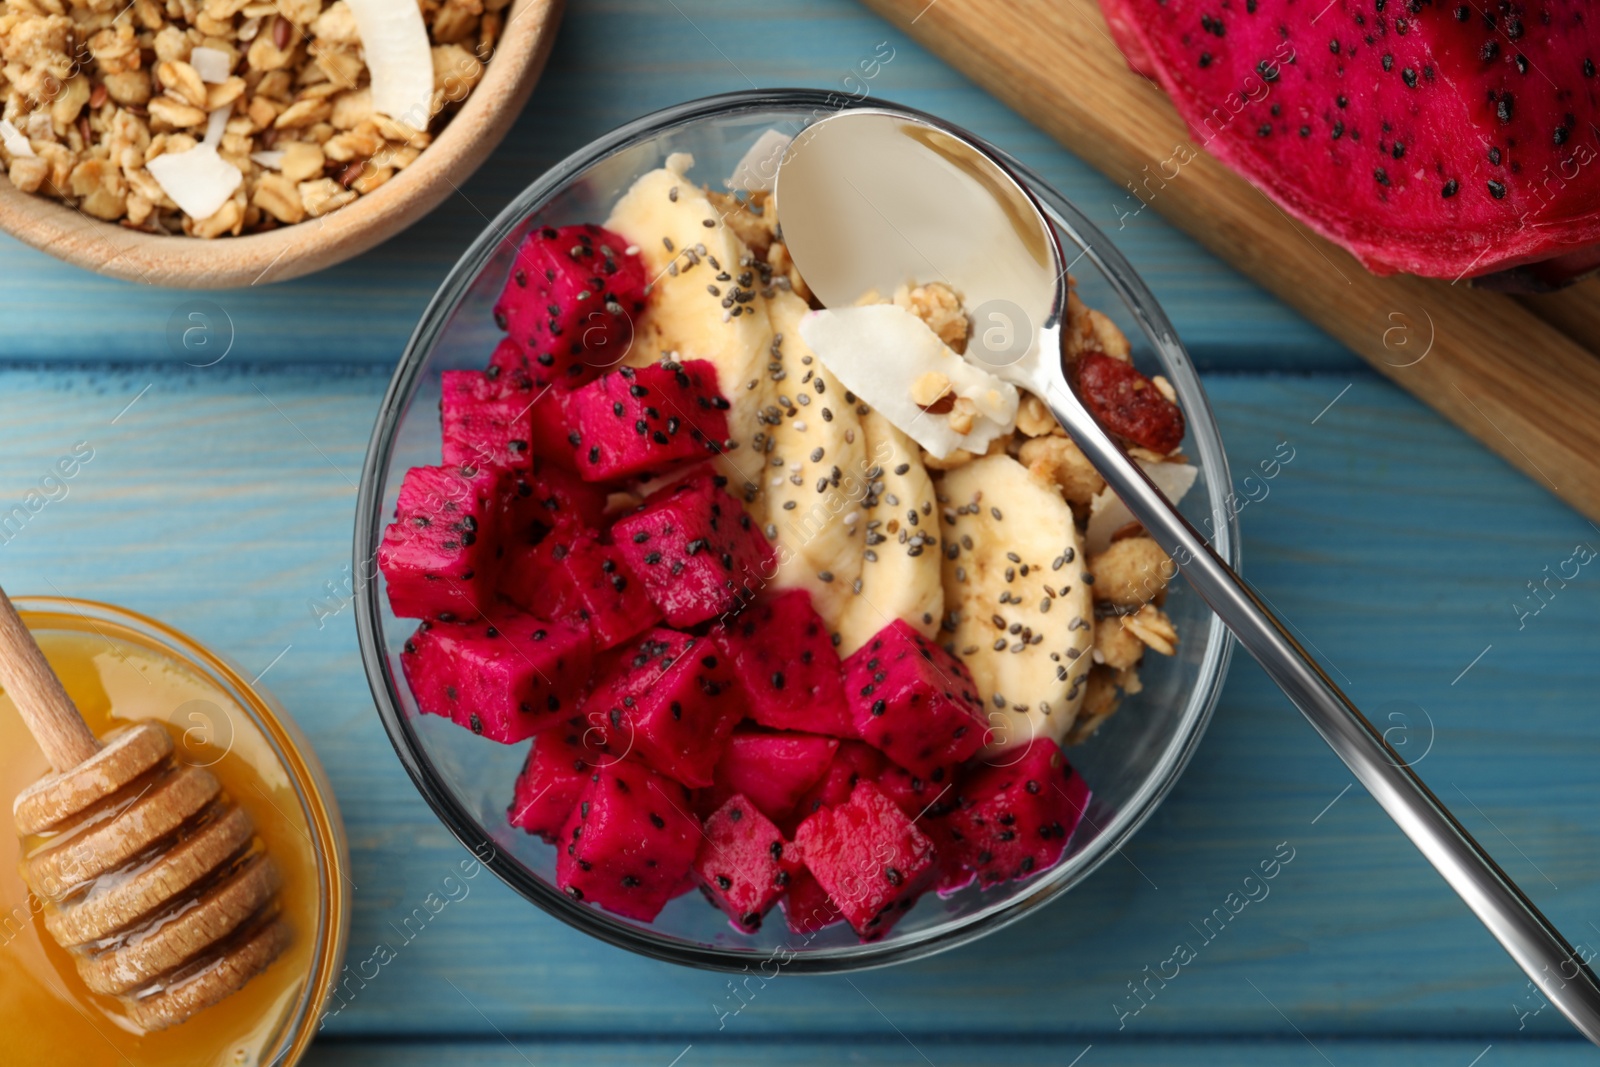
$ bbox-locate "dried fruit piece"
[1076,352,1185,454]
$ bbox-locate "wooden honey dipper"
[0,587,289,1032]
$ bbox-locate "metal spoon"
[775,106,1600,1043]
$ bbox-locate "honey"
[1,615,334,1067]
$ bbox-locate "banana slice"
[760,290,868,627]
[606,155,773,504]
[939,454,1092,748]
[835,409,943,656]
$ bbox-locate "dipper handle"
[0,586,98,771]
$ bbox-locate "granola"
[0,0,507,237]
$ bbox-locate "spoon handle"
[1040,373,1600,1043]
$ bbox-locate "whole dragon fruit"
[1100,0,1600,287]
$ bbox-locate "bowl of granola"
[355,91,1238,970]
[0,0,560,287]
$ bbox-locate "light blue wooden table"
[3,2,1597,1064]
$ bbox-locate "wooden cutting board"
[864,0,1600,522]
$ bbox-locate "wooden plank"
[0,0,1350,370]
[859,0,1600,524]
[302,1037,1598,1066]
[2,366,1597,1039]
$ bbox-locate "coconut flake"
[0,119,34,158]
[147,144,242,220]
[799,303,1019,459]
[250,149,286,171]
[1085,460,1199,555]
[203,105,230,148]
[190,46,233,84]
[345,0,435,128]
[728,129,791,192]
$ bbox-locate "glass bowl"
[1,598,351,1067]
[355,90,1238,973]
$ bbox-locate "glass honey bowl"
[0,597,351,1067]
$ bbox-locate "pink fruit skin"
[493,223,648,389]
[692,794,801,933]
[400,612,593,744]
[1097,0,1156,77]
[942,737,1091,889]
[708,728,839,825]
[440,370,536,471]
[612,475,776,628]
[793,781,936,941]
[501,528,661,650]
[1099,0,1600,282]
[508,723,594,842]
[563,361,730,482]
[556,762,700,922]
[714,589,854,737]
[842,620,989,780]
[580,628,739,788]
[378,464,504,621]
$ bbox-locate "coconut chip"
[147,141,242,221]
[250,150,287,171]
[1085,460,1198,555]
[346,0,436,128]
[0,119,33,159]
[799,302,1018,459]
[189,46,233,84]
[728,129,792,193]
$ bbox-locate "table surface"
[2,2,1597,1065]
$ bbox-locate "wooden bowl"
[0,0,562,289]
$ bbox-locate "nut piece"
[911,371,953,410]
[1122,604,1178,656]
[1087,537,1173,607]
[1018,434,1106,511]
[253,173,305,223]
[1092,614,1145,670]
[946,396,980,436]
[895,281,969,353]
[279,141,326,183]
[1016,393,1059,437]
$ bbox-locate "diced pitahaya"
[508,722,594,841]
[790,741,885,830]
[876,762,957,823]
[556,761,700,922]
[877,763,969,895]
[708,728,839,824]
[440,369,536,471]
[501,527,661,650]
[563,360,730,482]
[793,781,935,940]
[714,589,853,737]
[378,463,503,621]
[500,458,609,544]
[400,612,592,744]
[581,628,738,788]
[843,620,988,779]
[483,339,583,468]
[692,794,800,933]
[942,738,1091,889]
[783,867,843,935]
[612,474,775,628]
[493,223,648,389]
